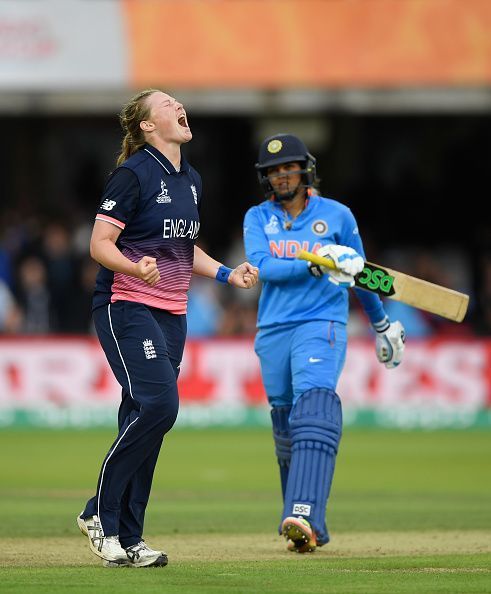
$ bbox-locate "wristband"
[373,315,390,333]
[216,265,233,284]
[308,262,323,278]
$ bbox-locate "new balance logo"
[101,199,116,211]
[143,339,157,359]
[156,180,171,204]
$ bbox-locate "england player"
[244,134,405,553]
[77,89,258,567]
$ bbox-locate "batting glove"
[374,316,406,369]
[314,244,365,288]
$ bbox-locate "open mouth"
[177,114,188,128]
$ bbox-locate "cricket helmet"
[255,133,316,201]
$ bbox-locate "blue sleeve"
[340,208,387,325]
[96,167,140,227]
[243,208,310,283]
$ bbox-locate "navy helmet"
[255,133,316,201]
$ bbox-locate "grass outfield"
[0,427,490,593]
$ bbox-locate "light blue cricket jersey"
[243,195,386,328]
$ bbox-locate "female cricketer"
[77,89,258,567]
[244,133,405,553]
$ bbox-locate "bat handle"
[297,249,338,271]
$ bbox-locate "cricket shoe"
[103,541,168,568]
[282,516,317,553]
[76,513,128,564]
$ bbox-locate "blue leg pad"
[271,406,292,501]
[283,388,342,545]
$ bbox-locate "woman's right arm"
[90,220,160,287]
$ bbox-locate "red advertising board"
[0,337,489,428]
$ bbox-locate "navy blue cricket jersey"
[93,144,202,314]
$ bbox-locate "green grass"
[1,428,490,593]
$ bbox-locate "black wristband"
[308,263,323,278]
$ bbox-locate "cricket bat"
[297,250,469,323]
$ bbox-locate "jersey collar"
[271,195,312,214]
[143,144,191,174]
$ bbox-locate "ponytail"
[117,133,135,167]
[115,89,160,167]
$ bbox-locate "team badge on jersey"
[190,184,198,205]
[267,139,282,154]
[143,339,157,359]
[312,220,328,236]
[264,215,280,234]
[156,180,171,204]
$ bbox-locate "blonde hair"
[116,89,160,166]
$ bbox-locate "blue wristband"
[373,315,390,333]
[216,265,233,284]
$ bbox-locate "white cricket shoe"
[120,541,168,568]
[76,513,128,564]
[76,512,89,537]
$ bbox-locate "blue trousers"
[255,320,347,407]
[255,320,347,544]
[83,301,186,547]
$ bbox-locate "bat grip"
[297,249,338,271]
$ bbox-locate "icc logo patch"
[156,180,171,204]
[267,139,282,154]
[312,220,328,236]
[264,215,280,234]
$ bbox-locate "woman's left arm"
[193,245,259,289]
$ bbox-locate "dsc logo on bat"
[357,264,395,296]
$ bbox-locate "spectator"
[41,223,81,332]
[15,256,53,334]
[219,302,257,336]
[474,252,491,335]
[0,279,23,333]
[70,256,99,334]
[186,276,223,337]
[0,247,12,288]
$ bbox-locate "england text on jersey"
[163,219,200,239]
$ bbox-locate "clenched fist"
[135,256,160,287]
[228,262,259,289]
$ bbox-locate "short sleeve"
[95,167,140,230]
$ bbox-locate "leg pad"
[283,388,342,545]
[271,406,292,503]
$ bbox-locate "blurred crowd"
[0,212,488,338]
